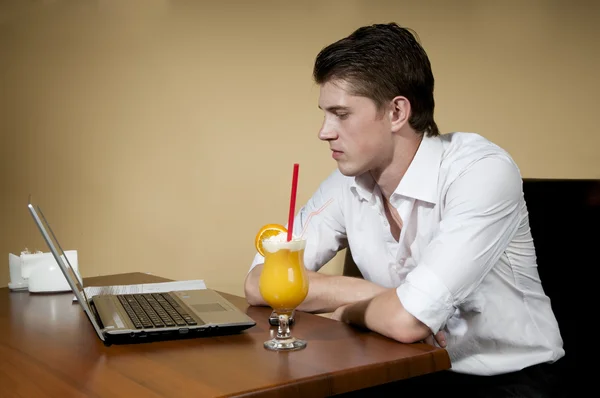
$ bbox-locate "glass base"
[264,336,307,351]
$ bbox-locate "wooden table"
[0,272,450,397]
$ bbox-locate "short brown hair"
[313,23,439,136]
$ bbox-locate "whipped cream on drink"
[262,232,305,253]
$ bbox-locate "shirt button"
[383,221,389,226]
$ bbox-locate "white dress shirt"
[250,132,565,376]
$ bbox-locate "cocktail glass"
[259,237,308,351]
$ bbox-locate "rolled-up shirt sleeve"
[396,156,524,333]
[249,170,348,272]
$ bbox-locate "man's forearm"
[337,289,432,344]
[299,270,388,313]
[244,264,387,313]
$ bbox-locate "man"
[245,23,564,396]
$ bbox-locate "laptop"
[27,198,256,346]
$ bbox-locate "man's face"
[318,80,394,177]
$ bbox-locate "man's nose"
[318,119,337,141]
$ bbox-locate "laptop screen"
[27,198,105,340]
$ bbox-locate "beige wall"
[1,0,599,292]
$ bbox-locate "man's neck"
[370,132,423,199]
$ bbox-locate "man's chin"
[336,162,363,177]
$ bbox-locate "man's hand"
[330,304,350,322]
[423,330,447,348]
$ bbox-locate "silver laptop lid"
[27,197,105,341]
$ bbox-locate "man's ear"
[389,96,411,133]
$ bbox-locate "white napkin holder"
[8,249,81,293]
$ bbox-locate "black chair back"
[523,178,599,383]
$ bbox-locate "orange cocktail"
[259,240,308,313]
[259,236,308,351]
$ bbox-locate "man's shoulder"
[320,168,355,189]
[307,169,355,204]
[437,132,522,192]
[439,132,518,171]
[440,131,509,154]
[301,169,354,216]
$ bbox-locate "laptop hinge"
[89,299,106,329]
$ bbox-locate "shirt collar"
[394,134,442,204]
[351,171,377,203]
[350,134,443,205]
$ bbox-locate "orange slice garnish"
[255,223,287,257]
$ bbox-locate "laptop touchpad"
[191,303,227,313]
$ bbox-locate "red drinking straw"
[287,163,300,242]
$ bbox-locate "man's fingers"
[434,330,447,348]
[423,335,435,346]
[422,331,447,348]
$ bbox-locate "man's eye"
[336,113,349,119]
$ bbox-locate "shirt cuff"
[396,265,455,334]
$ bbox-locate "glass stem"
[277,314,291,340]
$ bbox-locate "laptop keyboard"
[117,293,198,329]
